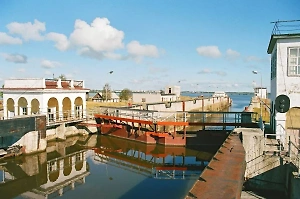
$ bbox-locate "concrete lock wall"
[0,115,45,149]
[238,127,300,198]
[146,97,230,112]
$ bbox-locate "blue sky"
[0,0,299,92]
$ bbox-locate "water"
[0,92,252,199]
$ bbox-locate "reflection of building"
[92,135,209,180]
[2,78,89,123]
[0,146,89,199]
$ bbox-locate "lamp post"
[252,70,263,119]
[106,71,114,102]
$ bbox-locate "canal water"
[0,93,252,199]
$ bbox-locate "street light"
[106,71,114,102]
[252,70,263,119]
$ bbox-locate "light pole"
[106,71,114,102]
[252,70,263,119]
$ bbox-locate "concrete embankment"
[236,127,300,199]
[0,114,97,156]
[133,96,231,112]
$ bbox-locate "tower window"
[288,47,300,76]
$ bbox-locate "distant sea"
[88,91,253,112]
[181,92,253,112]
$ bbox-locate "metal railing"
[288,136,300,175]
[271,20,300,35]
[93,106,258,127]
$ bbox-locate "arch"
[74,97,83,118]
[75,161,83,171]
[62,97,71,119]
[48,160,60,182]
[48,97,59,121]
[7,98,15,118]
[63,157,72,176]
[18,97,28,115]
[286,107,300,129]
[74,97,83,106]
[31,98,40,114]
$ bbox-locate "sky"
[0,0,299,92]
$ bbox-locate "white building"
[165,85,180,99]
[132,86,180,103]
[1,78,89,122]
[267,21,300,142]
[92,92,120,102]
[132,92,161,103]
[253,87,268,99]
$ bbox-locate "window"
[288,47,300,76]
[142,98,146,102]
[22,107,27,115]
[271,49,277,79]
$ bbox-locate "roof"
[267,33,300,54]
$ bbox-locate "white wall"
[132,93,161,103]
[270,36,300,137]
[4,78,45,88]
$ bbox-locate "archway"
[7,98,15,118]
[48,160,60,182]
[31,99,40,114]
[18,97,28,116]
[74,97,83,118]
[63,157,72,176]
[62,97,71,119]
[48,97,59,122]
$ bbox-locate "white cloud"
[45,17,160,62]
[0,32,22,45]
[17,68,26,72]
[69,18,124,52]
[41,59,62,68]
[198,68,211,74]
[196,46,221,58]
[46,32,69,51]
[245,56,262,62]
[198,68,226,76]
[6,19,45,41]
[127,40,159,59]
[1,53,27,63]
[226,49,240,59]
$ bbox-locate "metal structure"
[89,106,259,146]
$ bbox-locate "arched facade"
[2,78,89,123]
[46,151,87,188]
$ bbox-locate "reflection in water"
[0,93,251,199]
[0,136,89,199]
[0,134,214,199]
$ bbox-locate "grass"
[86,100,128,110]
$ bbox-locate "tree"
[102,83,111,101]
[0,85,3,97]
[58,74,67,80]
[119,88,132,101]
